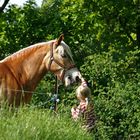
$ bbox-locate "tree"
[0,0,10,12]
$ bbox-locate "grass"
[0,107,93,140]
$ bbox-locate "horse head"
[45,34,82,87]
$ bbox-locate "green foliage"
[0,0,47,59]
[94,81,140,139]
[31,74,55,108]
[80,47,140,89]
[0,0,140,139]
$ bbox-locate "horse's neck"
[5,43,50,90]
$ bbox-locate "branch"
[0,0,10,12]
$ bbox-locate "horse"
[0,34,82,107]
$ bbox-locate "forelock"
[60,41,74,62]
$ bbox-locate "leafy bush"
[94,81,140,139]
[80,48,140,139]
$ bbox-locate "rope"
[1,77,60,112]
[50,76,60,113]
[1,87,48,95]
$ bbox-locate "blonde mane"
[1,40,73,63]
[1,42,51,62]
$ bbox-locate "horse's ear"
[56,34,64,46]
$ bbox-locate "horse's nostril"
[75,76,81,83]
[68,76,71,80]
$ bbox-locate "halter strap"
[47,42,76,82]
[47,42,54,71]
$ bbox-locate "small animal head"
[46,34,82,87]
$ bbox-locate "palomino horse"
[0,34,82,107]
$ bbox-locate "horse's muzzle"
[64,68,82,87]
